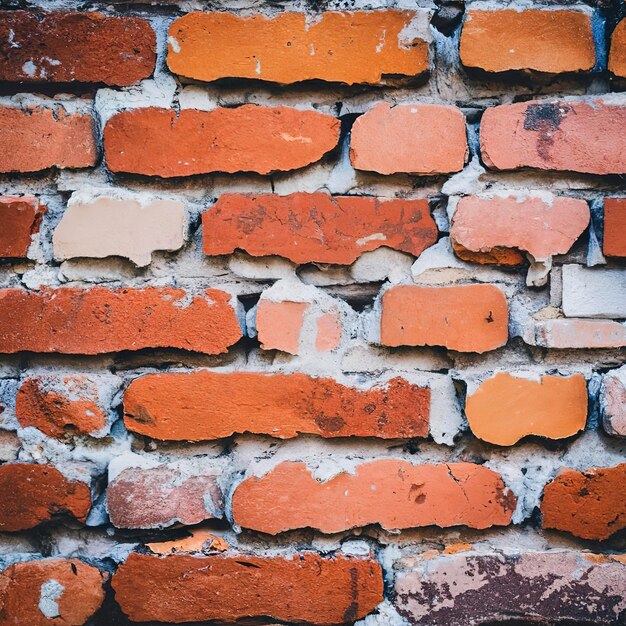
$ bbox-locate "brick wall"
[0,0,625,624]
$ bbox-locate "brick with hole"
[124,370,430,441]
[603,198,626,258]
[541,463,626,540]
[0,558,106,626]
[0,463,91,532]
[168,10,429,85]
[103,106,340,177]
[232,460,516,534]
[460,10,595,74]
[480,98,626,175]
[0,196,46,259]
[0,287,242,355]
[203,192,438,264]
[0,106,96,173]
[112,551,383,624]
[0,11,156,86]
[379,284,509,353]
[350,103,468,175]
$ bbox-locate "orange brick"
[202,193,437,264]
[380,284,509,353]
[604,199,626,257]
[460,10,595,73]
[256,300,308,354]
[0,196,46,259]
[480,99,626,175]
[351,103,468,175]
[609,19,626,78]
[0,11,155,85]
[542,463,626,540]
[0,288,242,355]
[103,106,339,177]
[0,463,90,531]
[112,552,383,624]
[0,106,96,173]
[168,11,429,85]
[124,371,430,440]
[232,460,516,534]
[466,372,588,446]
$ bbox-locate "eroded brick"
[0,196,45,259]
[601,366,626,437]
[604,198,626,258]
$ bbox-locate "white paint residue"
[355,233,387,246]
[39,579,64,619]
[167,36,181,53]
[280,133,312,143]
[22,60,36,78]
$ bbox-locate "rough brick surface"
[466,372,588,446]
[562,265,626,319]
[0,559,105,626]
[112,552,384,624]
[103,106,340,177]
[541,463,626,540]
[168,11,429,85]
[232,460,515,534]
[203,193,437,264]
[609,19,626,78]
[460,10,595,73]
[350,103,468,174]
[380,284,509,353]
[480,99,626,174]
[603,198,626,257]
[601,366,626,437]
[0,288,242,355]
[534,318,626,349]
[124,371,430,440]
[0,196,45,259]
[0,106,96,173]
[0,464,90,531]
[0,11,156,86]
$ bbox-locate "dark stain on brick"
[523,103,572,161]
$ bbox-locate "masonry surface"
[0,0,625,625]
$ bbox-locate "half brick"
[604,198,626,258]
[609,19,626,78]
[0,196,46,259]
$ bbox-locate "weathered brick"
[601,365,626,437]
[350,103,468,175]
[380,284,509,353]
[124,371,430,440]
[168,11,429,85]
[52,192,186,267]
[0,559,105,626]
[460,10,595,73]
[16,375,110,438]
[0,106,96,173]
[562,264,626,318]
[533,318,626,349]
[450,195,589,263]
[465,372,587,446]
[542,463,626,540]
[480,98,626,174]
[609,19,626,78]
[0,11,155,86]
[0,463,90,531]
[604,198,626,257]
[232,460,515,534]
[256,300,309,354]
[0,288,242,355]
[103,106,339,177]
[395,551,626,625]
[0,196,45,259]
[112,552,383,624]
[107,462,223,529]
[202,193,437,264]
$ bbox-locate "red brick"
[103,106,339,177]
[534,318,626,349]
[466,372,588,446]
[0,287,241,355]
[0,106,96,173]
[460,10,595,73]
[480,99,626,175]
[0,559,105,626]
[0,11,155,86]
[16,376,108,438]
[107,464,223,529]
[203,193,437,264]
[609,19,626,78]
[604,198,626,257]
[0,196,46,259]
[168,11,429,85]
[232,460,515,534]
[351,103,468,174]
[380,284,509,353]
[542,463,626,540]
[0,463,90,531]
[124,371,430,440]
[450,195,589,263]
[112,552,383,624]
[256,300,308,354]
